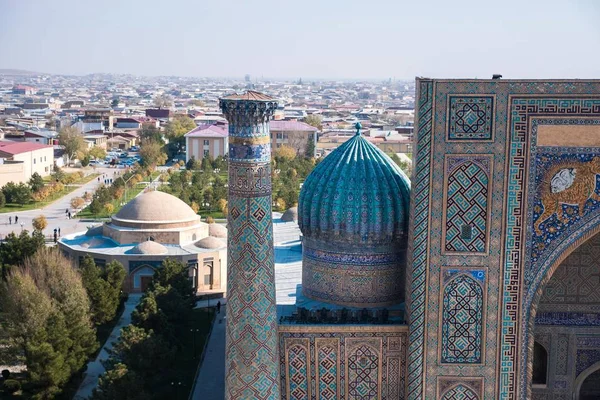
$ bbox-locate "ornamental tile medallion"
[447,95,495,141]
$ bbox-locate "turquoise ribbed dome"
[298,133,411,244]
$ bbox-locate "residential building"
[0,141,54,185]
[269,120,318,157]
[185,124,228,162]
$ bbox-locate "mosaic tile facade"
[441,384,480,400]
[441,269,485,364]
[301,238,406,307]
[408,79,600,400]
[443,156,491,254]
[447,96,494,140]
[220,94,281,400]
[437,377,484,400]
[279,326,407,400]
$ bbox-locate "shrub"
[190,201,199,214]
[104,203,115,215]
[1,369,10,379]
[32,215,48,232]
[71,197,86,209]
[205,216,214,224]
[0,191,6,208]
[3,379,21,394]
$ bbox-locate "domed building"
[59,190,227,293]
[298,125,411,307]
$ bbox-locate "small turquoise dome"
[298,133,411,244]
[298,131,411,308]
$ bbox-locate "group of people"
[7,215,19,225]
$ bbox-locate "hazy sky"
[1,0,599,79]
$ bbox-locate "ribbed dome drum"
[299,127,410,307]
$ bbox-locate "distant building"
[24,128,58,145]
[185,124,228,162]
[62,100,85,109]
[269,120,318,157]
[73,108,114,133]
[115,117,158,130]
[12,85,35,95]
[0,141,54,185]
[145,108,171,120]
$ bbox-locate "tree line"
[91,259,198,400]
[0,235,126,398]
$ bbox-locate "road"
[0,167,124,240]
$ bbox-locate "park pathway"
[191,309,226,400]
[0,167,115,240]
[73,293,143,400]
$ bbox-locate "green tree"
[32,215,48,232]
[186,156,200,170]
[89,146,107,160]
[24,248,98,371]
[1,248,98,397]
[0,190,5,208]
[28,172,45,192]
[153,94,173,108]
[58,126,85,165]
[139,123,163,144]
[92,363,149,400]
[0,230,45,269]
[80,256,114,326]
[303,114,323,130]
[164,115,195,152]
[305,136,316,158]
[140,139,167,168]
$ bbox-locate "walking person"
[68,212,72,219]
[217,301,221,314]
[58,227,61,237]
[8,216,11,225]
[14,215,18,224]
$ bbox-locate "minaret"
[219,91,280,400]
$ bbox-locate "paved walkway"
[191,309,226,400]
[74,293,143,400]
[0,167,116,240]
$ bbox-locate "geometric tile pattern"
[220,96,281,400]
[407,79,434,400]
[441,384,480,400]
[441,272,484,364]
[302,239,406,307]
[318,345,337,400]
[288,345,309,400]
[279,327,407,400]
[444,157,491,253]
[447,96,494,141]
[348,344,379,399]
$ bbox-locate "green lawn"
[0,173,100,214]
[76,183,149,219]
[199,209,225,219]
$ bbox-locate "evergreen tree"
[28,172,45,192]
[80,256,126,325]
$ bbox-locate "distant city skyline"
[1,0,599,80]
